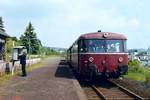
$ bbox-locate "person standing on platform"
[20,52,27,77]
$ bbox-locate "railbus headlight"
[103,33,110,38]
[118,57,123,63]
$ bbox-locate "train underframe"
[77,64,128,80]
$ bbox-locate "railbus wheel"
[89,67,97,81]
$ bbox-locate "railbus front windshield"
[79,39,127,53]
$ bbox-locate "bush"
[128,59,150,83]
[128,59,141,73]
[128,59,140,67]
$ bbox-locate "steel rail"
[90,85,107,100]
[108,79,144,100]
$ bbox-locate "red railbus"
[67,31,128,79]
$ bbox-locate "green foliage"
[40,47,66,56]
[128,59,142,73]
[6,38,13,53]
[127,59,150,83]
[6,37,21,53]
[124,72,145,81]
[11,37,21,46]
[20,22,42,54]
[45,47,58,55]
[128,59,140,67]
[145,72,150,84]
[6,37,22,61]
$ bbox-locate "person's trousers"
[22,64,26,76]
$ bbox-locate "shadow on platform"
[55,60,75,79]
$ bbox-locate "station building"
[0,29,9,74]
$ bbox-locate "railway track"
[82,79,144,100]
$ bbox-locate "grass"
[124,72,146,81]
[0,56,49,86]
[124,60,150,83]
[0,74,14,86]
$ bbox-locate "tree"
[20,22,42,54]
[0,17,6,61]
[6,38,14,53]
[0,16,5,32]
[6,37,20,53]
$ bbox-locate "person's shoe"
[22,75,27,77]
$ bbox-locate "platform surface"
[0,57,87,100]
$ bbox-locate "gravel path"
[0,57,86,100]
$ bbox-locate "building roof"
[79,32,127,40]
[0,29,9,38]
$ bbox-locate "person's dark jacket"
[20,54,26,65]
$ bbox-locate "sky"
[0,0,150,49]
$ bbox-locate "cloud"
[0,0,149,48]
[128,19,140,30]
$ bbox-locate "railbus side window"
[123,40,127,52]
[79,39,87,53]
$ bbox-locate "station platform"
[0,57,87,100]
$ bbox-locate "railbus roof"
[79,32,127,40]
[68,32,127,50]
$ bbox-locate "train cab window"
[88,40,105,53]
[79,39,105,53]
[106,40,125,53]
[79,39,126,53]
[88,40,95,52]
